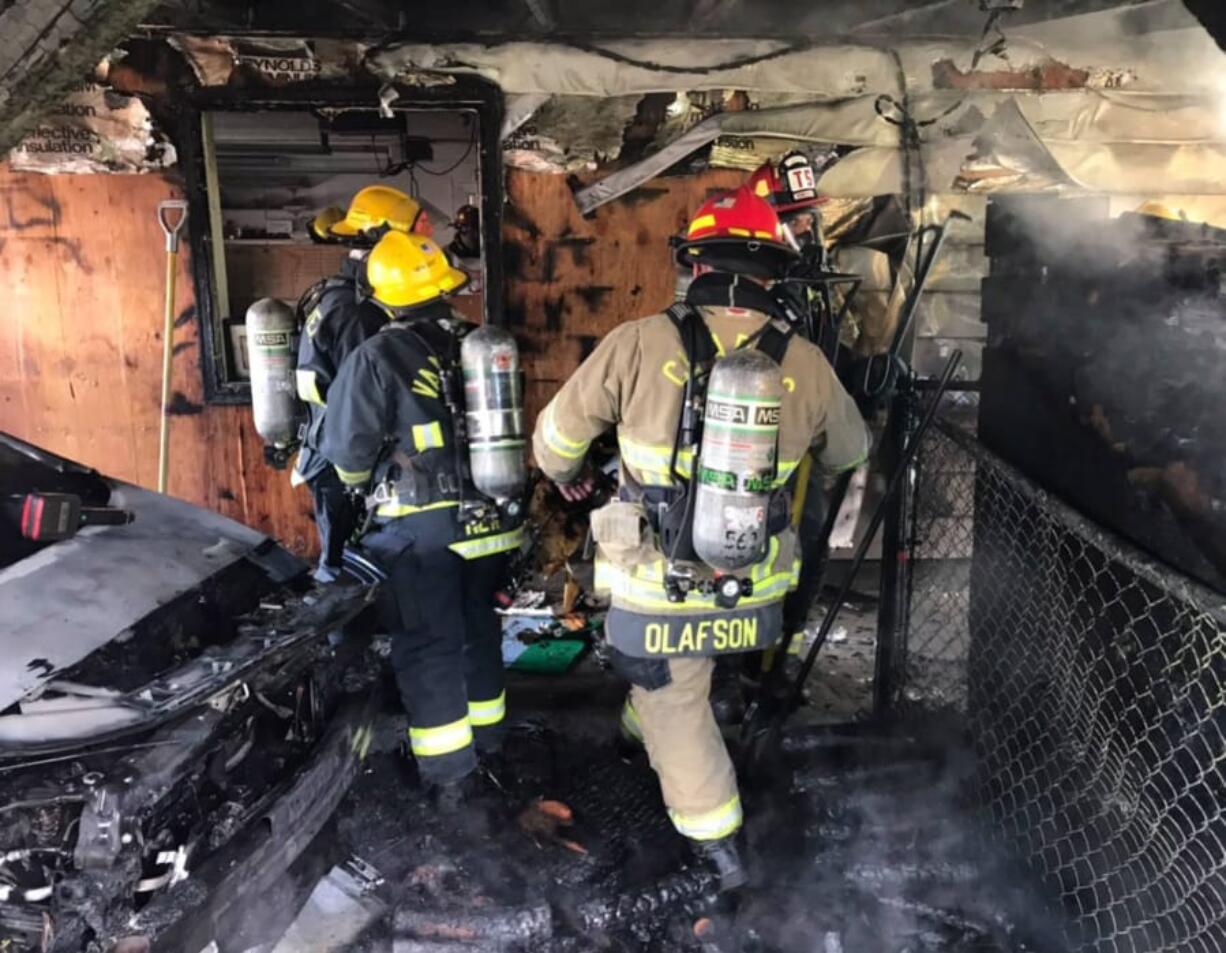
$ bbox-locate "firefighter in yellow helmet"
[533,186,868,889]
[320,231,526,804]
[309,207,346,243]
[292,186,432,582]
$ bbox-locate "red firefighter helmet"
[747,151,825,213]
[673,185,798,279]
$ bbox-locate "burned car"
[0,433,378,952]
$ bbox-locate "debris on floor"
[270,857,387,953]
[497,585,604,675]
[270,710,1062,953]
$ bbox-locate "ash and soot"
[311,710,1061,953]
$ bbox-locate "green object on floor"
[509,639,588,674]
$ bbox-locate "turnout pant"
[309,467,361,579]
[366,519,508,785]
[619,655,742,842]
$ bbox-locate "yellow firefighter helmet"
[330,185,430,239]
[365,231,468,309]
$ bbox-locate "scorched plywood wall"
[0,165,748,555]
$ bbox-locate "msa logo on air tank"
[705,399,781,427]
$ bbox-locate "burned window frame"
[177,79,505,405]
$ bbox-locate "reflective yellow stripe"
[687,213,717,236]
[726,226,751,237]
[351,723,374,759]
[620,699,643,742]
[790,453,814,528]
[619,437,692,483]
[296,369,324,405]
[408,717,473,757]
[542,405,590,461]
[335,465,372,485]
[826,449,870,474]
[448,526,526,560]
[753,229,775,239]
[600,567,794,611]
[468,691,506,727]
[596,539,793,611]
[670,795,743,840]
[412,421,445,451]
[377,499,460,518]
[620,438,796,489]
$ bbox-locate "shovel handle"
[158,200,189,253]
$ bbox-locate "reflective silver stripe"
[408,717,473,757]
[468,691,506,727]
[669,795,743,840]
[296,369,324,405]
[412,421,445,451]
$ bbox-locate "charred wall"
[0,165,319,552]
[503,169,746,424]
[0,164,747,556]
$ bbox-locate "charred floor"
[229,652,1064,953]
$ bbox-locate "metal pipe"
[786,351,961,713]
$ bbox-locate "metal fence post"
[873,386,916,719]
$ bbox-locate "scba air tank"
[460,325,527,502]
[692,349,785,571]
[245,298,299,453]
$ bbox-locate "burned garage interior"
[2,0,1226,951]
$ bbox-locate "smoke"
[739,728,1066,953]
[980,193,1226,587]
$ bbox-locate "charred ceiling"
[0,0,1223,162]
[140,0,1158,39]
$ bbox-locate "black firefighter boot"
[690,835,749,892]
[432,772,481,814]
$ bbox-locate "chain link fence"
[891,398,979,716]
[888,409,1226,953]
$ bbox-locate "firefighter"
[448,204,481,259]
[748,151,825,250]
[746,153,845,650]
[308,206,345,243]
[292,185,433,582]
[533,186,868,889]
[320,230,524,802]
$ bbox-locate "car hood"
[0,437,289,713]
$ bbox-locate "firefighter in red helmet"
[746,150,826,251]
[533,185,868,890]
